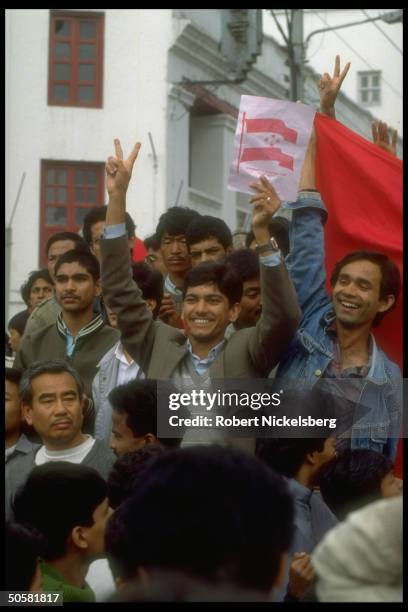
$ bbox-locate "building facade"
[5,9,402,320]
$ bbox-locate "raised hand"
[159,294,183,328]
[318,55,350,119]
[106,139,141,196]
[372,121,398,157]
[249,176,281,233]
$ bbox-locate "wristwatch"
[255,237,279,255]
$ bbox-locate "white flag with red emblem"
[228,96,316,201]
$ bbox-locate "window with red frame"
[48,11,104,107]
[40,161,105,265]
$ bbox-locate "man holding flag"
[249,57,402,459]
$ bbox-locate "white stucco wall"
[6,8,173,318]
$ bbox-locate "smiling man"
[5,361,115,520]
[252,123,401,459]
[99,139,299,453]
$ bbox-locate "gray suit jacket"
[101,235,301,379]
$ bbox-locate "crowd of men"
[4,56,403,602]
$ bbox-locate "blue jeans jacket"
[276,192,402,459]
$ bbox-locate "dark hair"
[8,310,30,336]
[5,522,44,591]
[316,449,394,520]
[226,249,260,283]
[185,216,232,250]
[155,207,200,244]
[54,249,100,281]
[82,205,136,245]
[105,445,293,592]
[132,262,163,319]
[144,234,160,251]
[256,387,335,478]
[107,446,166,509]
[330,251,401,326]
[13,463,107,559]
[245,218,290,257]
[109,379,183,449]
[108,569,269,602]
[184,261,243,306]
[19,360,84,406]
[45,231,89,257]
[5,367,22,387]
[20,269,53,306]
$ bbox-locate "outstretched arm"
[318,55,350,120]
[101,140,159,371]
[244,180,301,372]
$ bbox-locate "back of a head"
[185,216,232,250]
[143,234,160,251]
[155,206,200,243]
[256,387,335,478]
[109,569,269,602]
[107,445,166,509]
[45,231,90,257]
[226,248,260,283]
[8,310,30,335]
[316,449,393,520]
[106,445,293,593]
[13,462,107,559]
[184,261,243,305]
[131,262,164,318]
[6,522,43,591]
[82,205,136,244]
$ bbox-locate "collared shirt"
[323,321,374,452]
[186,338,226,377]
[57,312,105,357]
[114,342,144,386]
[326,321,372,379]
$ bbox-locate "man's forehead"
[32,371,78,393]
[48,240,76,257]
[243,278,260,289]
[185,282,224,296]
[190,237,224,251]
[162,232,185,240]
[56,261,90,275]
[339,259,382,280]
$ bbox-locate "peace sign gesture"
[318,55,351,119]
[106,138,141,195]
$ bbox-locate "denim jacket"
[276,192,402,459]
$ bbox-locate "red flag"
[315,113,403,368]
[240,146,294,170]
[245,118,298,143]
